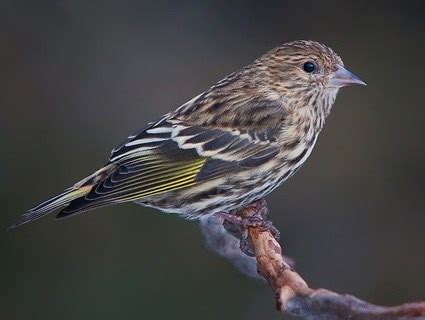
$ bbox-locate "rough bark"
[201,200,425,320]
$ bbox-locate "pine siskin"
[11,40,365,228]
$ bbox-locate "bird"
[11,40,365,229]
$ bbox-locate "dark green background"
[1,1,424,319]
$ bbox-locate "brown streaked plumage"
[11,40,365,228]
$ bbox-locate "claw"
[215,199,281,257]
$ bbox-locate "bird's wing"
[58,115,281,217]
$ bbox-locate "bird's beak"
[329,65,366,87]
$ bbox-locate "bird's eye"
[303,62,316,73]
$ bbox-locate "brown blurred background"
[1,1,424,319]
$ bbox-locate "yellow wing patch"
[117,157,207,201]
[59,150,208,217]
[87,155,207,203]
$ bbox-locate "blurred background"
[1,0,424,319]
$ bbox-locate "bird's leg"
[215,212,244,239]
[236,199,281,256]
[217,199,280,257]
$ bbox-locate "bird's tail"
[10,164,115,229]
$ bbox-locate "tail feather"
[55,196,116,220]
[10,186,92,228]
[10,164,116,229]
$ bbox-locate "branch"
[204,200,425,320]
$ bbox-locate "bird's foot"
[238,215,281,257]
[217,199,280,257]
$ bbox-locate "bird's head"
[256,40,365,114]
